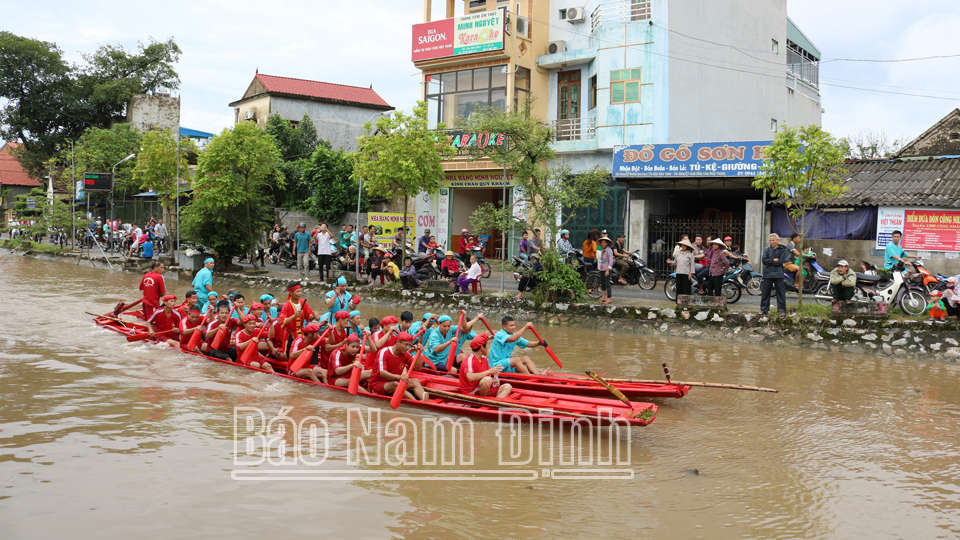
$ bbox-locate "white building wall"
[269,97,391,152]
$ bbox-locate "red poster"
[902,209,960,252]
[412,18,454,61]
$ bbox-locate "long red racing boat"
[92,314,657,427]
[419,368,691,399]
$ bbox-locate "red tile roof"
[0,141,22,155]
[0,146,39,187]
[254,74,392,109]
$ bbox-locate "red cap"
[724,236,732,241]
[345,334,361,343]
[335,310,350,320]
[471,334,489,349]
[162,294,177,302]
[395,332,413,342]
[381,315,398,325]
[250,302,264,310]
[243,314,258,323]
[304,323,320,333]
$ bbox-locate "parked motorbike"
[908,259,946,294]
[731,256,762,295]
[663,268,743,303]
[391,243,442,281]
[813,260,927,315]
[783,252,831,295]
[512,254,536,281]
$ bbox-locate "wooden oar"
[348,333,369,395]
[185,317,208,351]
[589,376,778,393]
[479,317,495,336]
[585,371,634,408]
[288,326,331,375]
[127,329,175,342]
[447,311,465,367]
[425,387,599,421]
[662,362,672,384]
[528,325,562,368]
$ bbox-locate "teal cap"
[438,315,452,323]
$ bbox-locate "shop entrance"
[450,187,508,260]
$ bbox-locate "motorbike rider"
[612,232,633,285]
[557,230,575,258]
[884,230,917,276]
[723,237,744,264]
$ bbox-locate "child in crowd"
[925,290,947,323]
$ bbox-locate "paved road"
[234,257,803,309]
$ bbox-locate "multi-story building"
[413,0,822,264]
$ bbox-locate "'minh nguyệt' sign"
[412,8,505,61]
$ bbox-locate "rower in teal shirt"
[489,316,543,374]
[424,314,480,373]
[408,312,436,346]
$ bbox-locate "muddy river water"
[1,252,958,539]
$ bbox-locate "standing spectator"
[582,229,599,272]
[314,224,333,280]
[293,222,311,282]
[708,239,730,297]
[760,233,788,315]
[518,230,530,261]
[477,231,490,256]
[667,234,690,266]
[418,228,431,253]
[830,259,856,303]
[399,256,419,290]
[458,228,470,263]
[361,226,374,262]
[674,239,696,301]
[597,235,614,304]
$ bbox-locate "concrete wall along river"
[1,250,959,539]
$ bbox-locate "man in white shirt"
[127,224,143,258]
[314,224,333,280]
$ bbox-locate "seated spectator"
[399,256,419,290]
[830,259,856,303]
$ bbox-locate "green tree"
[0,32,79,179]
[13,186,72,241]
[753,124,848,304]
[352,101,453,252]
[181,122,282,267]
[132,128,196,241]
[302,145,367,223]
[265,113,327,209]
[0,32,180,178]
[457,98,609,301]
[73,124,142,206]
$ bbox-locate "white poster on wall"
[876,206,906,250]
[414,191,437,238]
[437,188,450,251]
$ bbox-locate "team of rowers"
[132,261,549,401]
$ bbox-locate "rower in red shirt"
[320,310,352,367]
[179,305,206,352]
[264,315,287,363]
[279,282,316,352]
[368,332,428,401]
[365,315,399,369]
[176,290,199,319]
[288,323,325,383]
[328,332,371,387]
[202,300,238,362]
[139,260,167,321]
[235,315,274,372]
[458,334,513,398]
[146,294,182,346]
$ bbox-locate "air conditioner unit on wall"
[566,6,586,23]
[516,16,530,38]
[244,108,256,121]
[547,41,567,55]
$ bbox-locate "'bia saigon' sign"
[412,8,505,61]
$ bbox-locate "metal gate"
[647,215,746,278]
[563,182,627,246]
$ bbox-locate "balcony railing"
[786,72,820,102]
[591,0,651,33]
[552,117,597,142]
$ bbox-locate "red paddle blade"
[288,351,311,376]
[544,346,563,368]
[390,379,408,410]
[112,302,125,318]
[186,327,204,351]
[126,332,152,342]
[349,335,368,395]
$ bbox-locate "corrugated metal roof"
[825,157,960,208]
[787,17,821,60]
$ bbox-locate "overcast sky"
[5,0,959,145]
